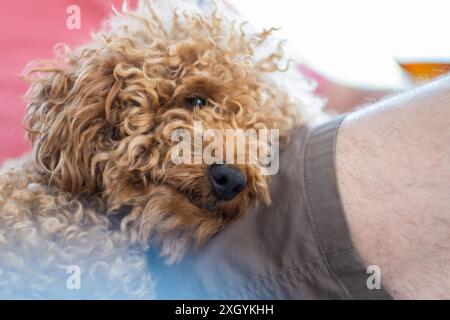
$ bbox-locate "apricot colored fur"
[0,1,321,298]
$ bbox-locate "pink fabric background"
[0,0,138,164]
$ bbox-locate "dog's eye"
[186,96,206,108]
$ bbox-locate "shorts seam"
[301,117,354,299]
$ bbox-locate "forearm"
[336,76,450,299]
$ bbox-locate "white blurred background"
[229,0,450,89]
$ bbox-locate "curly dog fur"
[0,0,322,298]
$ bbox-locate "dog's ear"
[24,62,120,194]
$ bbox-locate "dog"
[0,0,322,298]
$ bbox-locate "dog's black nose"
[209,164,246,201]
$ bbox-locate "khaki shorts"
[149,116,392,300]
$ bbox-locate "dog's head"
[24,1,313,262]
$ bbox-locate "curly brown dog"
[0,0,322,298]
